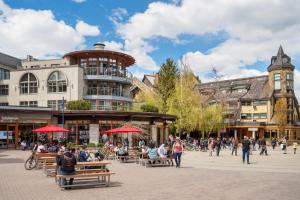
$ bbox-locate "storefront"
[54,110,175,146]
[0,106,176,149]
[0,106,54,149]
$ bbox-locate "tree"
[66,100,91,110]
[199,104,224,138]
[140,104,159,112]
[274,98,287,138]
[157,58,179,113]
[167,62,202,135]
[131,89,157,112]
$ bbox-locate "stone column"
[151,125,157,144]
[234,129,237,139]
[89,124,99,144]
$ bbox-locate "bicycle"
[24,148,38,170]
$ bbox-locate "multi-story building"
[0,44,175,149]
[0,43,134,111]
[197,46,300,141]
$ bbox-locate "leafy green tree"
[168,62,201,135]
[140,104,159,112]
[274,98,287,138]
[157,58,179,113]
[66,100,91,110]
[199,104,224,138]
[131,89,157,112]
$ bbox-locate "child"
[293,141,298,154]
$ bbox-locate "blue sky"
[1,0,300,89]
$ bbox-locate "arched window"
[20,73,38,94]
[48,71,67,93]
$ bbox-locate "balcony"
[83,87,132,102]
[83,67,133,84]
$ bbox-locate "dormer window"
[283,57,288,64]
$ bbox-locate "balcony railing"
[84,67,132,79]
[84,87,130,98]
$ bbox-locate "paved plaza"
[0,148,299,200]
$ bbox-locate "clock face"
[283,57,288,63]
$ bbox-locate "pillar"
[151,125,157,144]
[252,131,255,139]
[234,129,237,139]
[89,124,99,144]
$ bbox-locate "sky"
[1,0,300,97]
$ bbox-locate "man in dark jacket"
[242,136,251,164]
[260,137,268,156]
[215,137,222,156]
[57,149,77,187]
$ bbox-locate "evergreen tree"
[157,58,179,113]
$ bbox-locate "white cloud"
[103,41,124,52]
[109,8,128,26]
[116,0,300,97]
[72,0,86,3]
[75,20,100,36]
[0,1,100,59]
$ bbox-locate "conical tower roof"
[267,46,294,72]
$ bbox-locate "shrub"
[66,100,91,110]
[87,143,96,147]
[140,104,159,112]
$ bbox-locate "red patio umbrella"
[100,125,143,135]
[33,125,70,142]
[32,125,70,133]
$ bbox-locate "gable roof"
[197,75,271,101]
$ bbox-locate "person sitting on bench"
[57,148,77,188]
[117,143,128,161]
[145,142,158,165]
[157,143,168,159]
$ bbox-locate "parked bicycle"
[24,145,38,170]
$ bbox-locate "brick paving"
[0,147,299,200]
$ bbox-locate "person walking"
[259,137,268,156]
[282,137,287,154]
[231,137,238,156]
[208,137,214,156]
[215,137,222,156]
[271,137,276,150]
[172,137,183,168]
[293,141,298,154]
[242,136,251,164]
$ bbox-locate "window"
[0,68,10,80]
[241,101,251,106]
[80,58,87,68]
[47,100,66,110]
[0,102,8,106]
[241,113,252,119]
[253,101,267,106]
[48,71,67,93]
[47,100,57,109]
[253,113,267,119]
[274,73,281,90]
[0,85,8,96]
[20,73,38,94]
[286,73,293,89]
[20,101,37,107]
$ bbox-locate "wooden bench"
[36,153,57,169]
[142,157,173,168]
[56,172,115,189]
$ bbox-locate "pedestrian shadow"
[0,158,24,164]
[61,181,123,191]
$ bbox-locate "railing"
[91,105,129,111]
[84,87,129,98]
[84,67,132,79]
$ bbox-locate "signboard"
[248,128,258,132]
[220,128,226,133]
[0,116,19,123]
[79,130,89,140]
